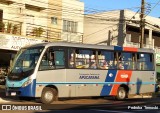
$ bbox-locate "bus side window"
[69,49,75,68]
[137,53,142,70]
[131,53,136,70]
[55,51,65,68]
[137,53,154,71]
[39,52,50,70]
[39,50,65,70]
[75,49,90,69]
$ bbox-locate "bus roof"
[24,42,155,53]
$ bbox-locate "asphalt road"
[0,85,160,113]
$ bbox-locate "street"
[0,85,160,113]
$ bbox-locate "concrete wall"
[48,0,62,39]
[83,10,123,45]
[84,9,160,48]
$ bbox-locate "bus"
[6,42,156,104]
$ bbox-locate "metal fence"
[0,19,22,35]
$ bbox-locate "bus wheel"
[116,87,127,100]
[41,87,57,104]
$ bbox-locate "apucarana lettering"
[79,76,99,79]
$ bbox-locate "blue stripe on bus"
[6,79,36,97]
[114,46,123,51]
[19,79,36,97]
[36,82,156,85]
[100,70,117,96]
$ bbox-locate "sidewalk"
[0,85,9,103]
[0,97,10,103]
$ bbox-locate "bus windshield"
[8,46,44,80]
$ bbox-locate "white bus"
[6,42,156,104]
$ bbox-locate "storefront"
[0,34,44,76]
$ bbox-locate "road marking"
[91,109,134,113]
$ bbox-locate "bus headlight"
[22,79,32,87]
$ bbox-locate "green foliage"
[7,22,12,33]
[32,27,44,37]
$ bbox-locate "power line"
[84,9,141,39]
[6,0,140,22]
[145,0,160,17]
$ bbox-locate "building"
[0,0,84,73]
[61,0,84,43]
[83,10,160,53]
[47,0,62,40]
[0,0,49,72]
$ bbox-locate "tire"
[41,87,57,104]
[116,87,127,100]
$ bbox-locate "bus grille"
[8,87,20,90]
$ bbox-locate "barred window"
[63,20,77,33]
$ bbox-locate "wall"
[83,10,122,44]
[48,0,62,39]
[62,0,84,42]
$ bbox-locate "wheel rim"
[44,91,54,102]
[119,89,126,99]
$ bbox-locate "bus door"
[36,47,66,97]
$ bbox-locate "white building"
[83,10,160,53]
[61,0,84,43]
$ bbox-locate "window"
[69,49,75,68]
[51,17,57,25]
[137,53,154,70]
[63,20,78,33]
[68,48,154,71]
[72,49,96,69]
[98,51,116,69]
[118,52,135,70]
[39,48,65,70]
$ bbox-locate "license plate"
[11,92,16,96]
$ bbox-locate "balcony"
[26,24,61,41]
[61,32,83,43]
[0,0,16,5]
[0,19,22,35]
[25,0,48,11]
[26,23,83,43]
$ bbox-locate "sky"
[81,0,160,18]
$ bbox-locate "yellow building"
[0,0,84,72]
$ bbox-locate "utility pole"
[140,0,145,48]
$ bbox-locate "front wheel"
[41,87,58,104]
[115,87,127,100]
